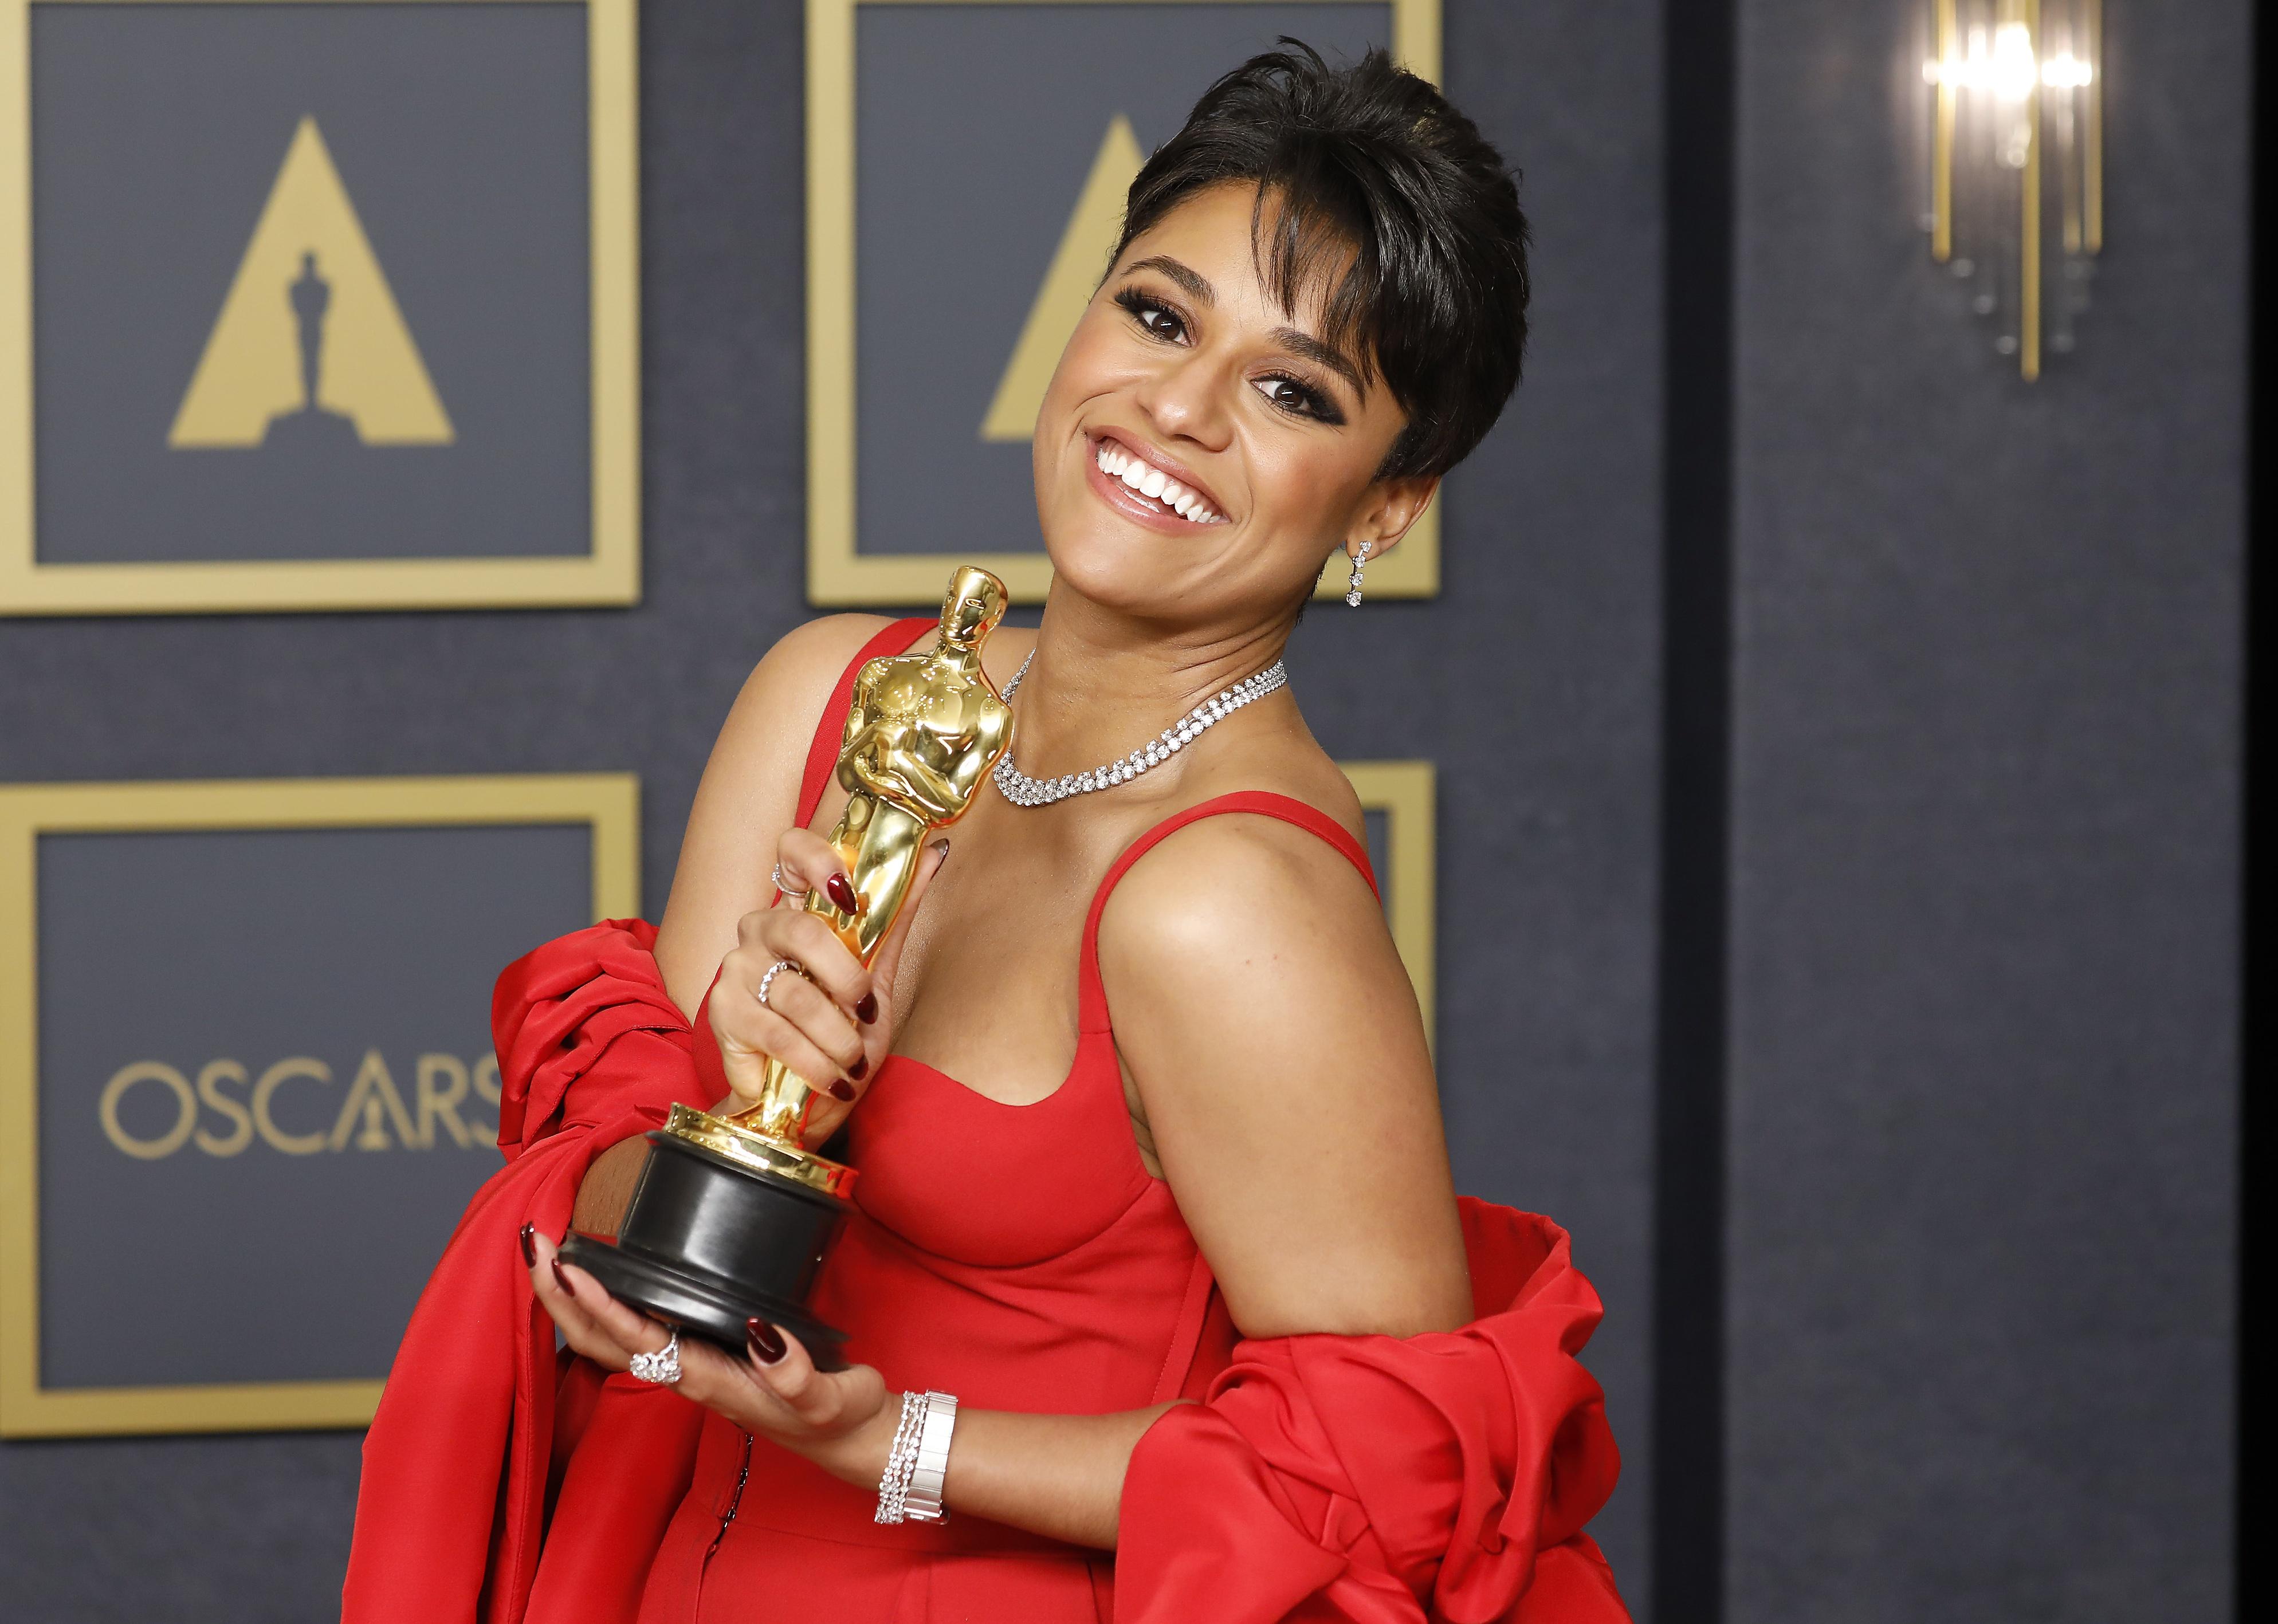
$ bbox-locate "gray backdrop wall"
[0,1,2244,1620]
[1725,2,2243,1620]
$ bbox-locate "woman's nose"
[1134,351,1231,449]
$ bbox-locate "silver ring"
[628,1330,682,1386]
[756,957,804,1010]
[772,862,808,899]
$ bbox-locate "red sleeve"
[342,921,713,1624]
[1116,1200,1631,1624]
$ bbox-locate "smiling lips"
[1094,438,1228,525]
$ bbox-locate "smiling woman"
[345,41,1627,1624]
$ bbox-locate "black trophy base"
[557,1127,851,1371]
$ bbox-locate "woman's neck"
[1001,589,1294,780]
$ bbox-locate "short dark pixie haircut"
[1112,41,1530,481]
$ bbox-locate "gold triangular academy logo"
[169,115,453,448]
[980,114,1146,443]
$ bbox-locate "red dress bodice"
[634,619,1378,1623]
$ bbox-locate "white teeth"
[1097,439,1226,524]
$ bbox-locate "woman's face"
[1032,182,1432,628]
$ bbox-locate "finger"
[717,998,858,1110]
[761,970,869,1088]
[865,837,951,1005]
[667,1336,798,1432]
[755,909,875,1015]
[775,827,861,916]
[745,1319,826,1420]
[527,1232,631,1371]
[744,1320,885,1433]
[563,1260,677,1362]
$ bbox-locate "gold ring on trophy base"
[661,1103,859,1199]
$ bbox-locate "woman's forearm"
[944,1401,1182,1548]
[816,1398,1182,1550]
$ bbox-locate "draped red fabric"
[344,922,1628,1623]
[1117,1200,1630,1624]
[341,919,709,1624]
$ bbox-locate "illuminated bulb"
[1992,22,2037,100]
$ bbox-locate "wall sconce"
[1922,0,2103,379]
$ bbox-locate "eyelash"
[1111,286,1344,425]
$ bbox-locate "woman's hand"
[711,829,950,1146]
[524,1226,898,1485]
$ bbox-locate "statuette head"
[940,565,1008,650]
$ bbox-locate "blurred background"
[0,1,2248,1619]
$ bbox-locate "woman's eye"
[1114,288,1187,343]
[1255,376,1331,420]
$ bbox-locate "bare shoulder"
[1095,734,1373,967]
[1093,785,1462,1336]
[699,612,911,842]
[717,613,905,744]
[1094,788,1405,1069]
[1097,792,1376,965]
[651,614,902,1013]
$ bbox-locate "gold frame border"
[1340,758,1434,1047]
[0,0,641,616]
[806,0,1442,607]
[0,772,641,1437]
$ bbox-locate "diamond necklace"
[991,648,1288,808]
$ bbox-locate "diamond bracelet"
[874,1390,927,1524]
[874,1389,959,1524]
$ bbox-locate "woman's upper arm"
[1097,816,1471,1340]
[651,614,897,1019]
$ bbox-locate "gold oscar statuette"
[557,566,1015,1364]
[659,564,1014,1187]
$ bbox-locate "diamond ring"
[756,958,804,1010]
[628,1330,682,1386]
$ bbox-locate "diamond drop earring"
[1345,541,1372,607]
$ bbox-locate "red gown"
[344,619,1628,1624]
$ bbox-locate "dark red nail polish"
[847,1055,868,1081]
[855,992,878,1024]
[830,1078,857,1102]
[930,839,951,860]
[519,1222,536,1267]
[826,874,860,914]
[747,1318,787,1364]
[551,1259,572,1295]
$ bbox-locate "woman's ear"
[1343,475,1440,561]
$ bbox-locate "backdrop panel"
[0,775,641,1436]
[807,0,1441,605]
[0,0,639,614]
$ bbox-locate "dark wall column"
[1725,3,2244,1619]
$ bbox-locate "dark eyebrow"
[1122,254,1214,305]
[1124,254,1369,400]
[1271,326,1369,399]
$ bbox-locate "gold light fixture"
[1923,0,2103,379]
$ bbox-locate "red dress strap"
[795,618,935,827]
[1077,791,1378,1034]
